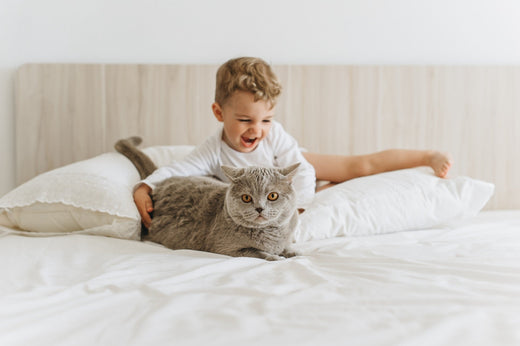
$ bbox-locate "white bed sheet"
[1,210,519,346]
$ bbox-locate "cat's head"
[222,163,300,228]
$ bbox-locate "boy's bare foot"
[428,151,453,178]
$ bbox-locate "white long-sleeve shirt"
[141,121,316,209]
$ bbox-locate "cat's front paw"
[263,253,284,261]
[280,248,300,258]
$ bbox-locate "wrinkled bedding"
[1,210,519,346]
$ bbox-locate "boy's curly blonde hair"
[215,57,282,108]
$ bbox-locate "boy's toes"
[437,167,448,178]
[437,163,450,178]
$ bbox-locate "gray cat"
[115,137,300,261]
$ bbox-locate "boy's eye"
[241,194,253,203]
[239,119,250,122]
[262,119,271,123]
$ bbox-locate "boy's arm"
[141,136,220,189]
[271,122,316,209]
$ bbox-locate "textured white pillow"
[294,168,495,242]
[0,145,195,239]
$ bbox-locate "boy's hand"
[134,184,154,229]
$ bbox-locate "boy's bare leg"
[303,150,452,183]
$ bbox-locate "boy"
[134,57,452,228]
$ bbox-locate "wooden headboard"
[15,64,520,209]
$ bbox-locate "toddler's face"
[212,91,274,153]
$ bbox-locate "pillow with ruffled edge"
[0,145,195,239]
[294,168,495,242]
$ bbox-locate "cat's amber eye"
[241,194,252,203]
[267,192,279,201]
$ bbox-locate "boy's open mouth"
[241,136,257,148]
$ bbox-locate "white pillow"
[0,146,494,244]
[294,168,495,242]
[142,145,195,167]
[0,145,195,239]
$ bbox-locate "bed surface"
[1,210,519,346]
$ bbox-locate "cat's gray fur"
[115,137,300,260]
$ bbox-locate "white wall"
[2,0,520,195]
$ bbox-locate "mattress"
[1,210,519,346]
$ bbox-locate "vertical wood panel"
[15,64,105,184]
[104,65,218,148]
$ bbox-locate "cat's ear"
[279,162,300,181]
[221,165,246,182]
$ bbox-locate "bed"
[1,64,519,346]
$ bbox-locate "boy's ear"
[212,102,224,122]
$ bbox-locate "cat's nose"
[256,207,263,214]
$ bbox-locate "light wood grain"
[15,64,520,209]
[103,65,219,147]
[15,64,106,184]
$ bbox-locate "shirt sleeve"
[270,122,316,209]
[139,135,220,191]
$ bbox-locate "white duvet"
[1,210,520,346]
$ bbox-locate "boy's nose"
[248,125,262,136]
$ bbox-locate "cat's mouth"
[250,213,268,224]
[240,213,274,228]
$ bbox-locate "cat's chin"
[253,217,270,226]
[239,217,273,228]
